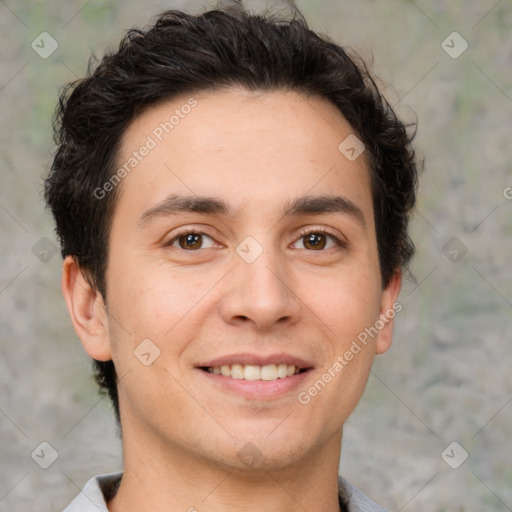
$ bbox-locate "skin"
[62,87,401,512]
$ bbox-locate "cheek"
[306,265,382,342]
[105,260,197,359]
[299,273,381,423]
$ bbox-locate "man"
[45,2,418,511]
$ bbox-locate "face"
[92,88,400,471]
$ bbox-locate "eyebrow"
[138,194,234,227]
[138,193,366,229]
[282,194,366,228]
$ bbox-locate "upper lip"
[198,353,314,369]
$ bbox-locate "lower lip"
[197,369,312,399]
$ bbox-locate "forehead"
[114,87,373,223]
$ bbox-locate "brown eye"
[168,232,215,250]
[178,233,202,250]
[293,229,344,251]
[303,232,327,250]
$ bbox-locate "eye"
[166,231,216,250]
[293,228,346,251]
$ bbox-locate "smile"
[201,363,306,381]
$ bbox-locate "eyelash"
[165,227,346,251]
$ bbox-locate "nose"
[219,244,302,331]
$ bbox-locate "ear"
[61,255,112,361]
[375,270,402,355]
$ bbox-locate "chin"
[224,434,312,472]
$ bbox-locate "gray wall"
[1,1,511,510]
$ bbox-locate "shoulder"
[62,472,123,512]
[338,475,392,512]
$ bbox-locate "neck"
[108,423,343,512]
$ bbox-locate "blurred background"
[1,1,511,511]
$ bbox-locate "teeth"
[244,365,260,380]
[231,364,244,379]
[277,363,289,379]
[260,364,276,381]
[206,364,303,381]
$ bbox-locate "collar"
[63,472,389,512]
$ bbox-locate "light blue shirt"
[62,472,390,511]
